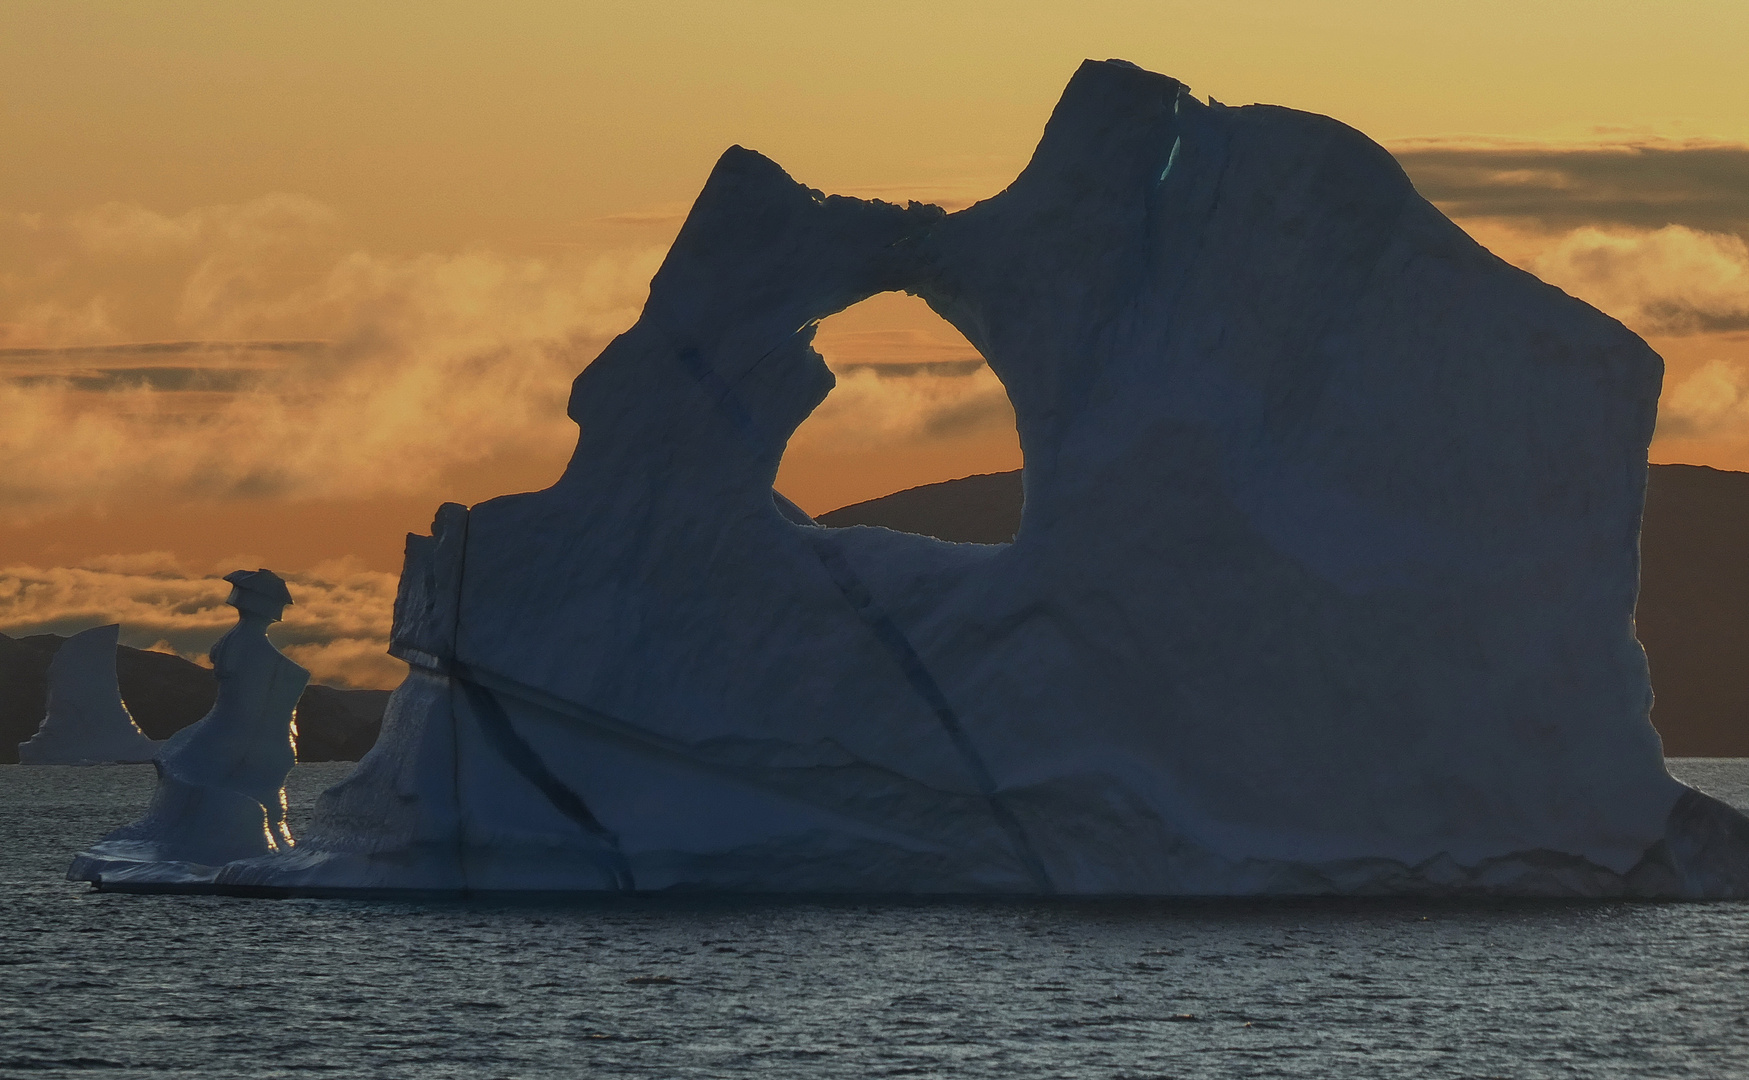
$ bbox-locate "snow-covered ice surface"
[16,624,158,765]
[80,59,1749,896]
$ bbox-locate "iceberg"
[76,60,1749,897]
[69,570,309,887]
[17,624,159,765]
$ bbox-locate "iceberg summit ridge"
[74,60,1749,896]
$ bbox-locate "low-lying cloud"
[790,364,1015,451]
[0,193,1026,663]
[0,194,1030,524]
[0,554,403,688]
[1526,225,1749,336]
[0,195,664,520]
[1659,359,1749,440]
[1394,137,1749,235]
[798,312,1014,450]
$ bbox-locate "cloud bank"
[1528,226,1749,336]
[799,310,1014,450]
[1,195,1028,524]
[1393,137,1749,234]
[0,196,664,520]
[0,554,402,689]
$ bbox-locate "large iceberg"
[17,624,159,764]
[79,60,1749,896]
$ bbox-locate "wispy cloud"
[1660,358,1745,440]
[595,205,692,227]
[837,359,988,378]
[790,364,1015,452]
[0,554,402,688]
[65,193,340,260]
[0,340,327,359]
[1392,137,1749,235]
[0,191,1029,532]
[0,195,665,521]
[795,303,1012,450]
[1527,225,1749,336]
[812,325,984,369]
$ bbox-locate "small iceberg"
[69,570,310,886]
[17,624,158,765]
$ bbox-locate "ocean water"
[3,761,1748,1079]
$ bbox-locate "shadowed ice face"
[225,586,287,625]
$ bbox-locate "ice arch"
[74,59,1749,897]
[779,291,1022,527]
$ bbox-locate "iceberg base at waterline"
[71,60,1749,898]
[83,656,1749,898]
[189,664,1749,900]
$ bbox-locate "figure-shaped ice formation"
[82,60,1749,896]
[17,624,158,765]
[69,570,309,885]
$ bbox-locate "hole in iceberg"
[774,291,1023,543]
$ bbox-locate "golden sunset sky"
[4,1,1748,686]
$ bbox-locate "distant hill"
[818,464,1749,757]
[0,633,387,764]
[1637,465,1749,755]
[818,471,1026,544]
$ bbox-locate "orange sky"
[3,2,1748,684]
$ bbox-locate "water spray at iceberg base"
[72,60,1749,897]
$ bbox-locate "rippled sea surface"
[3,761,1748,1079]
